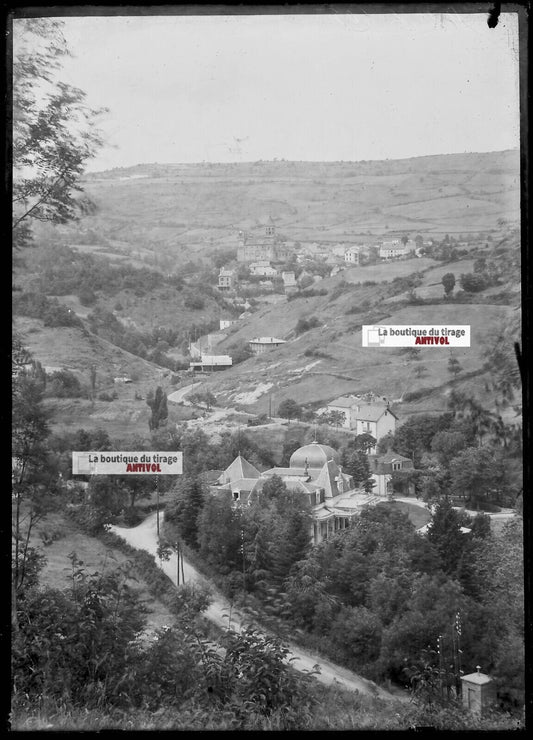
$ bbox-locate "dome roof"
[289,441,340,469]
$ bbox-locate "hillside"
[14,150,521,428]
[59,150,519,267]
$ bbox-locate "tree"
[189,389,217,410]
[12,368,55,625]
[448,446,508,509]
[165,475,207,547]
[12,19,106,250]
[329,606,383,671]
[401,234,409,246]
[426,499,468,576]
[430,431,467,465]
[196,490,243,574]
[317,409,346,428]
[447,354,462,379]
[147,386,168,430]
[459,273,487,293]
[342,449,371,487]
[441,273,456,296]
[228,340,253,364]
[277,398,302,424]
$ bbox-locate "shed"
[460,667,497,716]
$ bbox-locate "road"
[167,383,195,405]
[109,512,405,702]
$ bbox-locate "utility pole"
[156,475,160,539]
[241,527,245,591]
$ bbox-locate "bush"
[295,316,321,335]
[46,370,85,398]
[98,392,115,402]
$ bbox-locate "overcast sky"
[21,10,520,171]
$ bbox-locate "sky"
[15,10,521,171]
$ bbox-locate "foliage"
[228,339,253,364]
[317,409,346,427]
[165,475,207,547]
[380,413,453,467]
[447,354,462,378]
[426,499,470,576]
[146,386,168,430]
[341,448,371,486]
[294,315,321,335]
[441,272,456,295]
[12,367,58,619]
[448,446,509,509]
[189,389,217,410]
[459,272,488,293]
[13,291,83,327]
[46,369,85,398]
[12,19,106,250]
[277,398,303,423]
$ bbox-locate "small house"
[367,451,413,496]
[218,267,236,290]
[461,668,497,716]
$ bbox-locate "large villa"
[209,440,393,545]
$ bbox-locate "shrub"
[46,370,85,398]
[295,316,320,335]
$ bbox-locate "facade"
[219,319,236,330]
[379,241,413,259]
[352,403,397,450]
[326,396,397,446]
[367,451,413,496]
[211,441,384,545]
[248,336,286,354]
[237,225,292,263]
[344,247,360,264]
[250,261,278,277]
[327,396,356,428]
[218,267,236,290]
[461,669,497,716]
[281,271,297,291]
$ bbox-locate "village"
[11,11,524,732]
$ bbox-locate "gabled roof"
[217,455,261,485]
[314,459,342,499]
[354,404,398,421]
[228,477,261,492]
[371,451,412,464]
[328,396,356,408]
[461,671,493,685]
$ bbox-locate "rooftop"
[249,336,286,344]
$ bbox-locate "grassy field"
[343,257,438,284]
[377,500,431,530]
[71,151,519,264]
[32,512,176,632]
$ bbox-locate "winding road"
[109,512,406,702]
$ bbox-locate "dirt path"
[109,512,406,702]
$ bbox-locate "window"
[392,462,401,471]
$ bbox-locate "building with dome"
[211,440,381,545]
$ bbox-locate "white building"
[248,337,286,354]
[218,267,236,290]
[189,354,233,371]
[250,261,278,277]
[344,247,361,264]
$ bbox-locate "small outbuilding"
[460,667,497,716]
